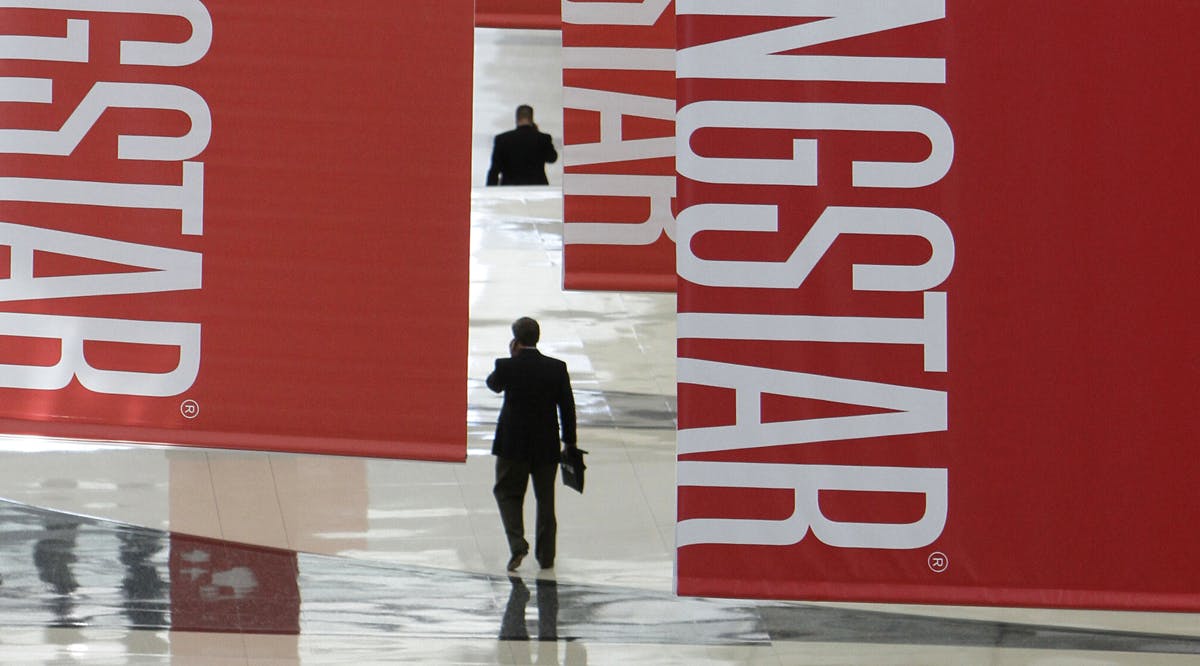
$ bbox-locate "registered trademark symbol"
[928,551,949,573]
[180,399,200,419]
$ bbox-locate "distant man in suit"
[486,105,558,186]
[487,316,577,571]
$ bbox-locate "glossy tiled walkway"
[4,499,1199,664]
[0,28,1197,665]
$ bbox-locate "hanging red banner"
[476,0,560,30]
[562,0,677,292]
[675,1,1200,610]
[0,1,472,461]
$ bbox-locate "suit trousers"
[494,456,558,566]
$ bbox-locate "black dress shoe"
[506,551,526,571]
[538,560,553,569]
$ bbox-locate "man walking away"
[485,105,558,186]
[487,317,577,571]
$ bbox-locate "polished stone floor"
[4,499,1199,663]
[0,27,1197,665]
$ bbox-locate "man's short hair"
[516,104,534,122]
[512,317,540,346]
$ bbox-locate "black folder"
[560,447,588,493]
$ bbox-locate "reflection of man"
[499,576,558,643]
[486,105,558,186]
[34,519,81,624]
[487,317,577,571]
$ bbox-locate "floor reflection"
[33,517,81,626]
[500,576,558,642]
[502,576,590,665]
[117,527,168,629]
[169,533,300,634]
[2,498,1199,657]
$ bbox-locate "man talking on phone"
[487,316,578,571]
[485,104,558,186]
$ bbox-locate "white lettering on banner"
[0,312,200,397]
[563,0,676,252]
[678,291,947,372]
[677,358,946,455]
[563,88,674,167]
[0,19,88,62]
[677,101,953,188]
[676,204,954,292]
[0,0,213,66]
[676,2,954,549]
[1,76,53,103]
[677,462,948,549]
[562,47,674,72]
[564,0,671,26]
[0,163,205,235]
[563,173,676,245]
[0,222,202,302]
[0,81,212,161]
[0,2,211,398]
[676,0,945,83]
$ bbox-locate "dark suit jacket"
[486,124,558,186]
[487,347,576,464]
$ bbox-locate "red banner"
[676,1,1200,609]
[0,1,472,461]
[476,0,560,30]
[562,0,677,292]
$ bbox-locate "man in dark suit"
[487,316,577,571]
[486,105,558,186]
